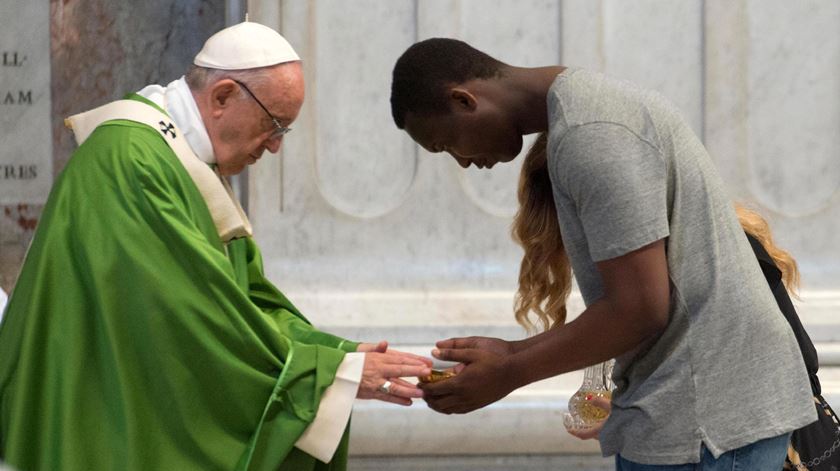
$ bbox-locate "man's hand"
[357,351,432,406]
[565,395,611,440]
[419,346,518,414]
[435,336,515,357]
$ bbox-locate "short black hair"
[390,38,505,129]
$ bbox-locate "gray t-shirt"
[546,68,815,465]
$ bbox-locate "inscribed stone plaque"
[0,0,52,203]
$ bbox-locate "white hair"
[184,65,277,93]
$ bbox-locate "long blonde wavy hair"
[512,132,800,334]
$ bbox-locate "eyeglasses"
[232,79,292,139]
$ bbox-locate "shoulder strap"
[745,232,821,393]
[745,234,782,287]
[65,100,252,242]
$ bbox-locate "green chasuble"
[0,96,358,470]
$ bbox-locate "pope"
[0,22,430,471]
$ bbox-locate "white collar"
[136,77,216,164]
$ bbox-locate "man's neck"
[501,65,566,135]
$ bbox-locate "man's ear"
[208,79,238,116]
[449,88,478,113]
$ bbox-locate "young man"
[0,22,431,471]
[390,38,815,469]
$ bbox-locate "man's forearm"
[509,335,541,354]
[506,298,664,389]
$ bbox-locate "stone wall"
[249,0,840,352]
[0,0,224,293]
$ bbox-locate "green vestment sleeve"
[227,238,359,354]
[0,111,355,470]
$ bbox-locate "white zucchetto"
[193,21,300,70]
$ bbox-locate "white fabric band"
[65,100,252,242]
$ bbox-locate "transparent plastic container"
[564,360,614,431]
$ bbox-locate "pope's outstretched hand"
[357,341,432,406]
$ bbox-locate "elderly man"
[0,22,430,471]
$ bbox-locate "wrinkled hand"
[357,351,432,406]
[420,346,516,414]
[356,341,434,366]
[356,340,388,353]
[565,396,611,440]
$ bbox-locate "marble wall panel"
[745,0,840,217]
[250,0,838,326]
[703,1,749,181]
[252,3,508,295]
[311,0,418,219]
[562,0,704,136]
[558,0,604,71]
[453,0,560,218]
[705,0,840,291]
[248,1,565,328]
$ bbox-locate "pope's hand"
[419,346,516,414]
[356,340,388,353]
[356,340,434,365]
[357,351,432,406]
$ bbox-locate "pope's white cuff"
[294,352,364,462]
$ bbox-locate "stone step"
[347,454,613,471]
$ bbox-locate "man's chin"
[217,164,246,177]
[492,153,518,166]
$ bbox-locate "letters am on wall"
[0,0,52,204]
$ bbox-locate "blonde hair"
[512,133,800,333]
[734,205,801,296]
[512,132,572,334]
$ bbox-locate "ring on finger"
[377,380,393,394]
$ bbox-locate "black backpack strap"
[745,233,820,395]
